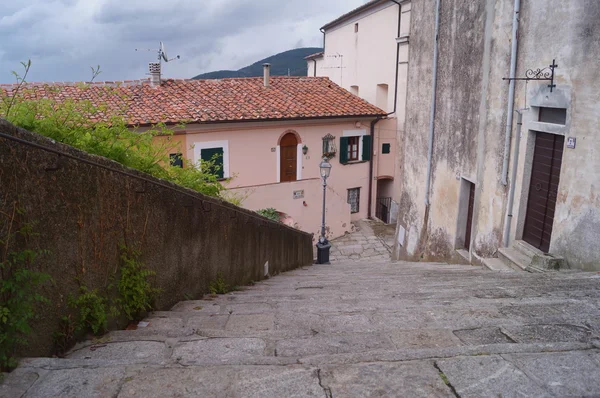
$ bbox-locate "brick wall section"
[0,119,313,357]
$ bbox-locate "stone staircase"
[484,240,568,273]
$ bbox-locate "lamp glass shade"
[319,158,332,179]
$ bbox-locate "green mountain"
[192,47,323,80]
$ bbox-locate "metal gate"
[376,197,392,224]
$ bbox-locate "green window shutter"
[201,147,224,179]
[362,135,372,161]
[339,137,349,165]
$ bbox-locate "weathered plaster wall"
[395,0,496,263]
[510,0,600,271]
[0,120,313,357]
[395,0,600,271]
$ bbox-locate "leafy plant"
[209,273,230,295]
[1,61,225,198]
[68,286,108,335]
[52,315,76,356]
[117,246,160,320]
[0,206,50,372]
[256,208,281,223]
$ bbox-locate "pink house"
[5,64,386,241]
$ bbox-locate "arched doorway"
[280,133,298,182]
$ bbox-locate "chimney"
[149,62,161,87]
[263,63,271,88]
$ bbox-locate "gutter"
[501,0,521,185]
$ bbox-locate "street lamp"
[317,157,332,264]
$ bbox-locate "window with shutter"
[339,137,349,164]
[362,135,372,161]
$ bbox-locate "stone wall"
[0,119,313,357]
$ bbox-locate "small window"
[539,107,567,125]
[169,153,184,168]
[348,188,360,214]
[382,143,391,154]
[348,136,360,161]
[355,23,359,33]
[350,85,359,96]
[200,147,224,179]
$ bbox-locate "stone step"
[512,240,544,258]
[483,258,518,272]
[498,247,534,272]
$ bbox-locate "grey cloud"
[1,0,367,83]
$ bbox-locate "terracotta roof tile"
[1,77,385,126]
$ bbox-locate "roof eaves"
[321,0,385,31]
[304,51,325,60]
[129,113,387,128]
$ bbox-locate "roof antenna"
[135,42,181,86]
[135,42,181,65]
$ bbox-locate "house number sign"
[567,137,576,149]
[293,190,305,199]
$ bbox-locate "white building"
[308,0,412,224]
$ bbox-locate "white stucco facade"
[310,0,412,224]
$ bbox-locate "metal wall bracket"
[503,59,558,92]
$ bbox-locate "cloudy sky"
[0,0,368,83]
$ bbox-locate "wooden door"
[465,182,475,251]
[523,132,564,253]
[280,133,297,182]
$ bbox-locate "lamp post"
[317,157,332,264]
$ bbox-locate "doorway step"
[485,240,568,273]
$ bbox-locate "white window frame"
[192,140,230,179]
[343,129,368,161]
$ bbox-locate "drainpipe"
[368,117,383,218]
[320,28,326,50]
[368,0,403,218]
[424,0,441,206]
[389,0,402,116]
[502,109,526,247]
[501,0,521,186]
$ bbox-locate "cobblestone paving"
[2,261,600,397]
[329,219,395,262]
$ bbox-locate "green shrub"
[256,208,281,223]
[0,205,50,372]
[1,61,224,198]
[68,286,108,335]
[209,273,230,295]
[117,246,160,320]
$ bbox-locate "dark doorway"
[464,182,476,251]
[523,132,564,253]
[280,133,298,182]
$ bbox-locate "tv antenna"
[136,42,181,64]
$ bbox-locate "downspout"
[368,0,403,218]
[501,0,521,186]
[389,0,402,115]
[502,109,525,247]
[320,28,326,50]
[424,0,441,206]
[368,117,383,218]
